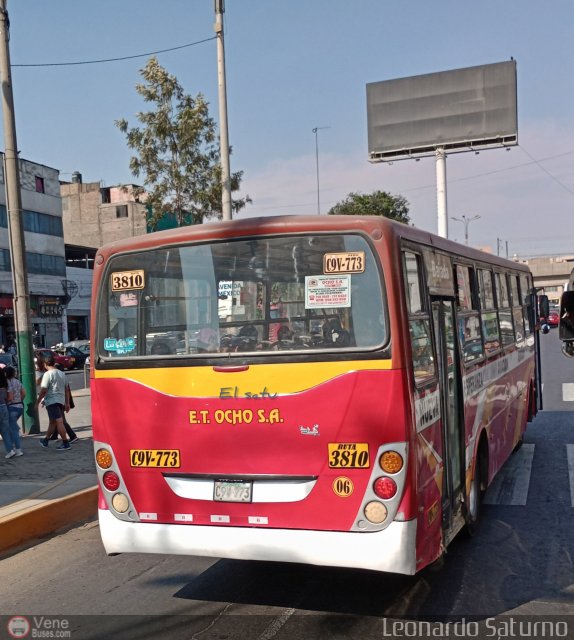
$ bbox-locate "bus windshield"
[97,232,387,359]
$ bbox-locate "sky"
[7,0,574,258]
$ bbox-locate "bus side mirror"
[559,291,574,341]
[541,324,550,334]
[539,294,550,320]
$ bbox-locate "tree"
[327,190,410,224]
[116,57,250,229]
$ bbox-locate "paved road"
[1,405,573,640]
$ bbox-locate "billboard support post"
[436,147,447,238]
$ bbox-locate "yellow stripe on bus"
[93,359,393,397]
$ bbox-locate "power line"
[518,146,574,195]
[12,37,216,68]
[401,148,574,194]
[247,148,574,211]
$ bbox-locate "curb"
[0,486,98,555]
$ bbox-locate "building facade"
[61,174,147,248]
[0,157,71,348]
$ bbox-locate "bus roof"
[96,215,531,274]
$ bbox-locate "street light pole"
[312,126,329,215]
[451,214,480,245]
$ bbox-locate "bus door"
[431,299,464,534]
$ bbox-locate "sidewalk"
[0,389,97,555]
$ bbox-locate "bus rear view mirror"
[559,291,574,341]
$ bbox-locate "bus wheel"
[465,458,482,537]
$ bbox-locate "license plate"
[214,480,252,502]
[130,449,180,468]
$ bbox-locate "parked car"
[34,348,76,371]
[76,342,90,355]
[62,346,88,368]
[63,339,90,352]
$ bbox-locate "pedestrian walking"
[49,383,78,443]
[5,366,24,458]
[0,367,13,458]
[36,352,77,443]
[36,353,72,451]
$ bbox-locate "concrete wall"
[61,182,103,248]
[61,181,147,249]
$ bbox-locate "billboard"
[367,61,517,162]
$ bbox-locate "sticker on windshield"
[119,292,139,307]
[305,275,351,309]
[323,251,365,274]
[104,337,136,354]
[111,269,145,292]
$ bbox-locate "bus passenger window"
[481,311,500,355]
[409,319,435,383]
[459,314,484,365]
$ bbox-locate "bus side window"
[459,314,484,365]
[403,250,434,383]
[519,274,534,335]
[495,272,515,349]
[510,275,525,344]
[478,269,501,356]
[409,319,435,383]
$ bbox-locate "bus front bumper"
[98,509,418,575]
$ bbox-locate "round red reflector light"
[373,476,397,500]
[103,471,120,492]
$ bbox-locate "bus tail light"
[379,450,403,474]
[103,471,121,492]
[373,476,397,500]
[364,501,388,524]
[94,440,139,522]
[96,448,113,469]
[352,442,408,532]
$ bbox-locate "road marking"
[257,608,296,640]
[566,445,574,508]
[563,383,574,401]
[483,444,534,506]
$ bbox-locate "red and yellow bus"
[90,215,537,575]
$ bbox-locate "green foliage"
[116,57,250,229]
[327,190,410,223]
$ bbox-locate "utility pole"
[312,126,329,215]
[214,0,232,221]
[0,1,39,433]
